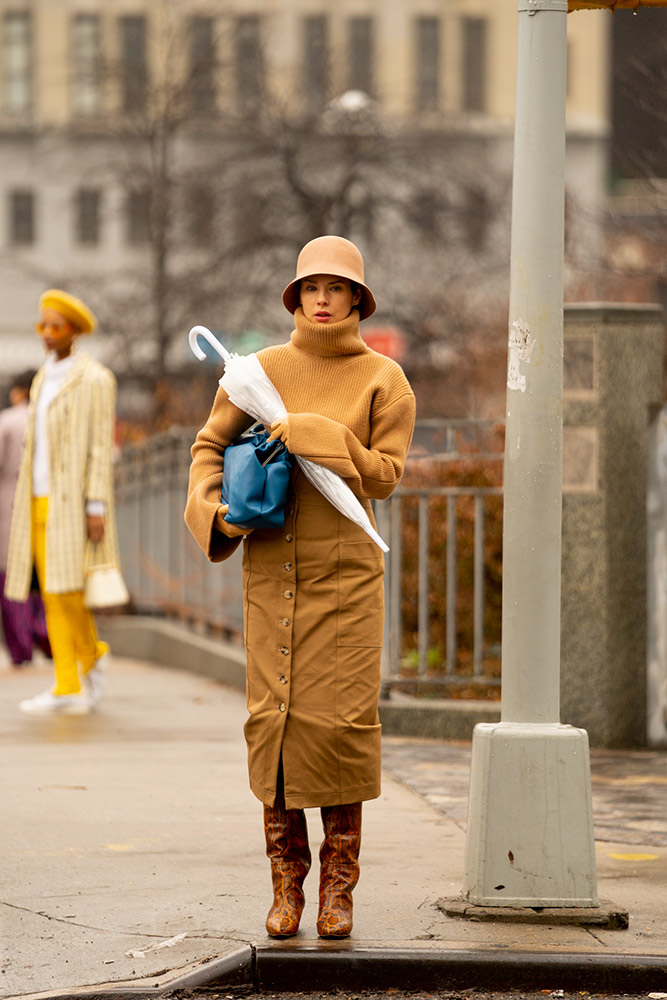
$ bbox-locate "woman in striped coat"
[5,290,121,714]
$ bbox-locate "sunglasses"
[35,320,73,334]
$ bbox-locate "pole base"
[439,897,627,928]
[463,721,599,907]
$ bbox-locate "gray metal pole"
[502,0,568,723]
[462,0,599,907]
[502,0,568,722]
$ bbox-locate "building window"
[126,188,150,244]
[415,17,440,111]
[566,40,572,100]
[462,17,487,113]
[354,199,375,244]
[347,17,374,97]
[187,185,215,246]
[189,16,216,113]
[75,188,101,244]
[3,11,31,114]
[72,14,102,114]
[463,184,490,251]
[303,16,329,111]
[411,189,442,242]
[235,16,263,107]
[233,187,267,250]
[9,189,34,244]
[120,15,147,114]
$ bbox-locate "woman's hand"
[215,505,254,538]
[268,418,289,446]
[87,514,106,544]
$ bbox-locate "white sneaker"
[19,689,92,715]
[84,653,109,705]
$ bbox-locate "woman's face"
[299,274,361,324]
[36,309,77,360]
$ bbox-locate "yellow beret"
[39,289,97,334]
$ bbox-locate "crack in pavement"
[0,901,234,940]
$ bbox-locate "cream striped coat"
[5,352,121,599]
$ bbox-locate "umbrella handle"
[188,325,232,363]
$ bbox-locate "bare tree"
[38,11,518,424]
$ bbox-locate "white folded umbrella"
[189,325,389,552]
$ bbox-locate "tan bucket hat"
[282,235,376,320]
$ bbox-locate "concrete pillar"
[561,303,664,748]
[648,404,667,749]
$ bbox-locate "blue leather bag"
[221,422,294,529]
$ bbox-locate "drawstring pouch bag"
[221,422,294,529]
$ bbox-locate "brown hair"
[11,369,36,393]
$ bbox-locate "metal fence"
[114,429,245,639]
[114,424,503,692]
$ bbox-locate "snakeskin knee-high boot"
[317,802,362,938]
[264,790,311,938]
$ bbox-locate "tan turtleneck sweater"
[185,308,415,561]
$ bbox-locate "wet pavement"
[381,737,667,847]
[3,652,667,1000]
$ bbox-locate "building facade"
[0,1,610,404]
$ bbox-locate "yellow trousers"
[31,498,109,696]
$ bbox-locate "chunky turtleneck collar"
[290,307,368,358]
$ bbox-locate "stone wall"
[561,303,664,747]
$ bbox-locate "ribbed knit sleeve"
[285,372,415,501]
[185,387,254,562]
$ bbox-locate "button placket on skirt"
[275,499,296,712]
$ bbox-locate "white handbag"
[84,566,130,609]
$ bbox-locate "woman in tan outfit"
[185,236,415,938]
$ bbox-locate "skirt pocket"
[337,540,384,648]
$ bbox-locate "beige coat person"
[0,400,29,571]
[5,352,120,601]
[185,309,415,811]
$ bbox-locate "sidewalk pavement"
[3,654,667,1000]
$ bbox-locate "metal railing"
[114,429,244,639]
[377,486,502,691]
[114,424,503,691]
